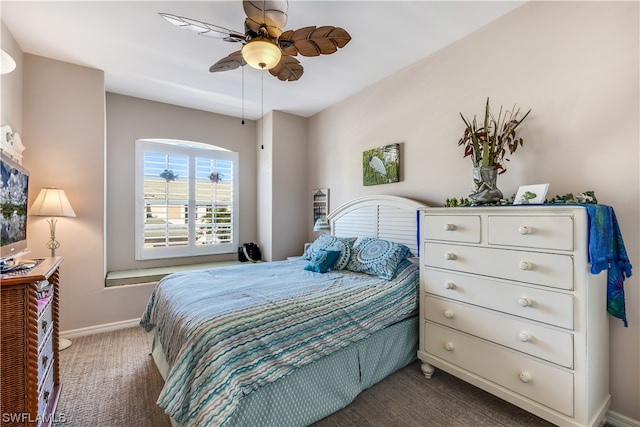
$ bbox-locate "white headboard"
[327,195,428,256]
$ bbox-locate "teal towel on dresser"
[584,204,632,326]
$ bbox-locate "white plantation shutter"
[194,156,234,246]
[143,151,189,249]
[135,139,238,260]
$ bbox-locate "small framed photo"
[514,183,550,205]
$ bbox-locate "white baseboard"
[607,410,640,427]
[60,318,140,339]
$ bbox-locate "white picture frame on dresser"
[418,206,609,427]
[513,183,549,204]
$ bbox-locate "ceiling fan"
[160,0,352,82]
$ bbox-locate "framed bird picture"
[362,143,400,186]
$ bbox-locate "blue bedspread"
[584,204,633,326]
[140,258,419,426]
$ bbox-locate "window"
[135,139,238,260]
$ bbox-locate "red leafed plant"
[458,98,531,174]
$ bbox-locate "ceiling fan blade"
[269,55,304,82]
[243,1,288,38]
[160,13,245,42]
[279,26,351,57]
[209,51,246,73]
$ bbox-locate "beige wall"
[256,112,273,260]
[105,93,257,271]
[308,1,639,421]
[271,111,308,260]
[258,110,308,261]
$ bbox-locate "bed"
[140,195,428,426]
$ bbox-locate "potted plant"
[458,98,531,203]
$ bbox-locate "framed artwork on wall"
[362,143,400,186]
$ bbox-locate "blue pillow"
[346,238,412,280]
[304,249,342,273]
[302,235,356,270]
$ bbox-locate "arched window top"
[140,138,232,152]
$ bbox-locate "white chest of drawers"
[417,206,610,427]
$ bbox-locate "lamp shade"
[0,49,16,75]
[30,188,76,218]
[313,218,331,233]
[242,38,282,70]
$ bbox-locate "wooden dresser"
[1,257,63,426]
[418,206,610,427]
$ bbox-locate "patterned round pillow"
[354,238,394,262]
[346,237,411,280]
[303,235,355,270]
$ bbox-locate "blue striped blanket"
[140,258,419,426]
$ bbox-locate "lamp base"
[46,218,61,257]
[59,337,72,351]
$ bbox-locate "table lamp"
[30,187,76,350]
[30,187,76,257]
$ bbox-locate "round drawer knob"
[444,342,454,351]
[444,281,456,290]
[519,261,532,270]
[519,372,533,383]
[518,332,532,342]
[444,223,457,231]
[444,309,455,319]
[518,226,531,235]
[445,252,457,261]
[518,297,532,307]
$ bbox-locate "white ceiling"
[1,1,524,120]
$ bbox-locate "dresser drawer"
[38,364,55,416]
[422,268,574,329]
[424,322,574,417]
[424,296,574,367]
[423,214,481,243]
[488,215,574,251]
[37,299,53,350]
[423,243,574,290]
[38,333,54,387]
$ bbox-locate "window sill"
[105,260,242,287]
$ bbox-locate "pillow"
[302,235,356,270]
[304,249,342,273]
[346,237,412,280]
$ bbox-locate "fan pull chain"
[241,66,245,125]
[261,70,264,150]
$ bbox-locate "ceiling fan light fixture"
[242,38,281,70]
